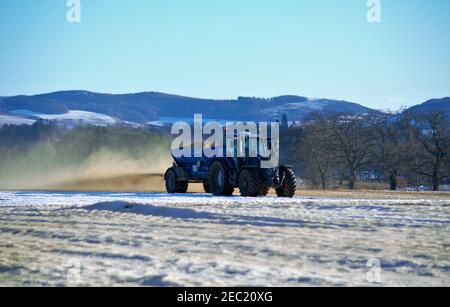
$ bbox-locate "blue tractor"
[164,132,296,197]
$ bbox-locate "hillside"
[0,91,380,124]
[407,97,450,118]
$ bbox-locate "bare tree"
[409,111,450,191]
[328,115,374,190]
[298,121,336,189]
[370,112,411,190]
[284,109,449,192]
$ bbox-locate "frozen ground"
[0,191,449,287]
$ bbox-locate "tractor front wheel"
[276,168,296,198]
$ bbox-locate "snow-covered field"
[0,191,449,287]
[0,114,36,126]
[10,110,120,127]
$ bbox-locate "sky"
[0,0,449,110]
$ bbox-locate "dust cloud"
[0,142,173,192]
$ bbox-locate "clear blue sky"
[0,0,449,110]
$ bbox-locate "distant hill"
[407,97,450,118]
[0,91,381,124]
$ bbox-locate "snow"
[38,110,119,126]
[11,110,119,126]
[0,191,449,286]
[148,117,234,127]
[0,114,35,126]
[261,100,328,116]
[401,185,450,192]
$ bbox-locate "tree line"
[0,121,170,155]
[282,110,450,191]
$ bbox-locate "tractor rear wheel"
[239,169,262,197]
[276,168,296,198]
[165,168,188,194]
[210,161,234,196]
